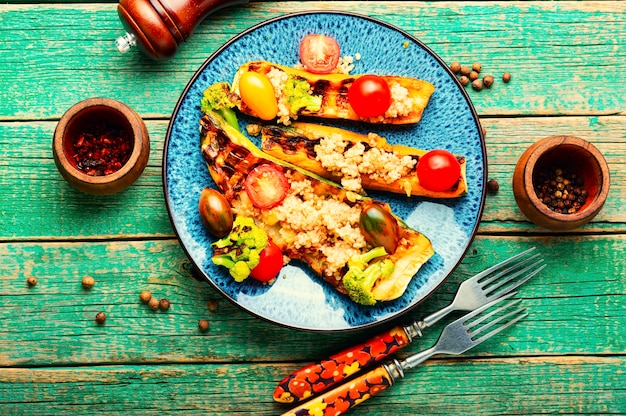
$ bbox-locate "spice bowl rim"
[513,135,610,230]
[53,97,150,195]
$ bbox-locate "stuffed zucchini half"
[200,110,434,306]
[261,122,468,198]
[231,61,436,125]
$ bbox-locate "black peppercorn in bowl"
[53,98,150,195]
[512,135,610,231]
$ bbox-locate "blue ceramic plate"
[164,11,486,332]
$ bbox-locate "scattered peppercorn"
[27,276,37,286]
[206,299,219,311]
[139,290,152,303]
[481,126,487,137]
[534,167,588,214]
[95,312,106,324]
[450,60,510,92]
[449,61,461,73]
[159,298,171,311]
[198,319,210,332]
[148,297,160,311]
[472,79,483,91]
[81,275,95,289]
[487,179,500,194]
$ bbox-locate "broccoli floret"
[284,76,322,114]
[211,216,268,282]
[229,261,251,283]
[200,82,240,129]
[201,82,236,112]
[342,246,395,306]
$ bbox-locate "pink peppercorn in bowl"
[53,98,150,195]
[512,135,610,231]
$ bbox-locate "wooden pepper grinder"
[115,0,249,60]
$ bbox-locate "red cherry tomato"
[250,240,283,282]
[299,34,341,74]
[416,150,461,192]
[245,164,290,209]
[348,75,392,118]
[198,188,233,238]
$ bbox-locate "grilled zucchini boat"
[232,61,436,125]
[200,110,434,305]
[261,122,468,198]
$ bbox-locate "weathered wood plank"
[1,236,624,367]
[0,357,624,415]
[0,2,625,120]
[1,1,624,415]
[1,115,623,241]
[0,120,171,240]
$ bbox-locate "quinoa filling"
[231,171,367,278]
[265,66,416,125]
[265,68,293,125]
[314,132,416,193]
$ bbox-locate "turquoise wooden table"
[1,1,625,414]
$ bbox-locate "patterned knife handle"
[280,362,400,416]
[274,324,415,404]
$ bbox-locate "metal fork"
[273,247,544,404]
[417,246,543,332]
[282,293,528,416]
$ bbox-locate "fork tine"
[457,290,518,322]
[471,309,528,346]
[467,298,523,330]
[468,247,537,283]
[478,252,541,287]
[482,258,546,298]
[467,301,525,339]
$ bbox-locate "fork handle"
[273,324,416,403]
[280,362,399,416]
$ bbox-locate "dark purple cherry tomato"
[198,188,233,238]
[359,202,399,254]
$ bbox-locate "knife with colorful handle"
[273,247,544,404]
[280,293,527,416]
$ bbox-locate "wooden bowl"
[53,98,150,195]
[512,135,610,230]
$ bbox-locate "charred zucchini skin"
[261,122,468,198]
[232,61,436,124]
[199,110,434,303]
[199,113,346,204]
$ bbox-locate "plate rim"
[163,10,487,333]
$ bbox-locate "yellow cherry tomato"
[239,71,279,120]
